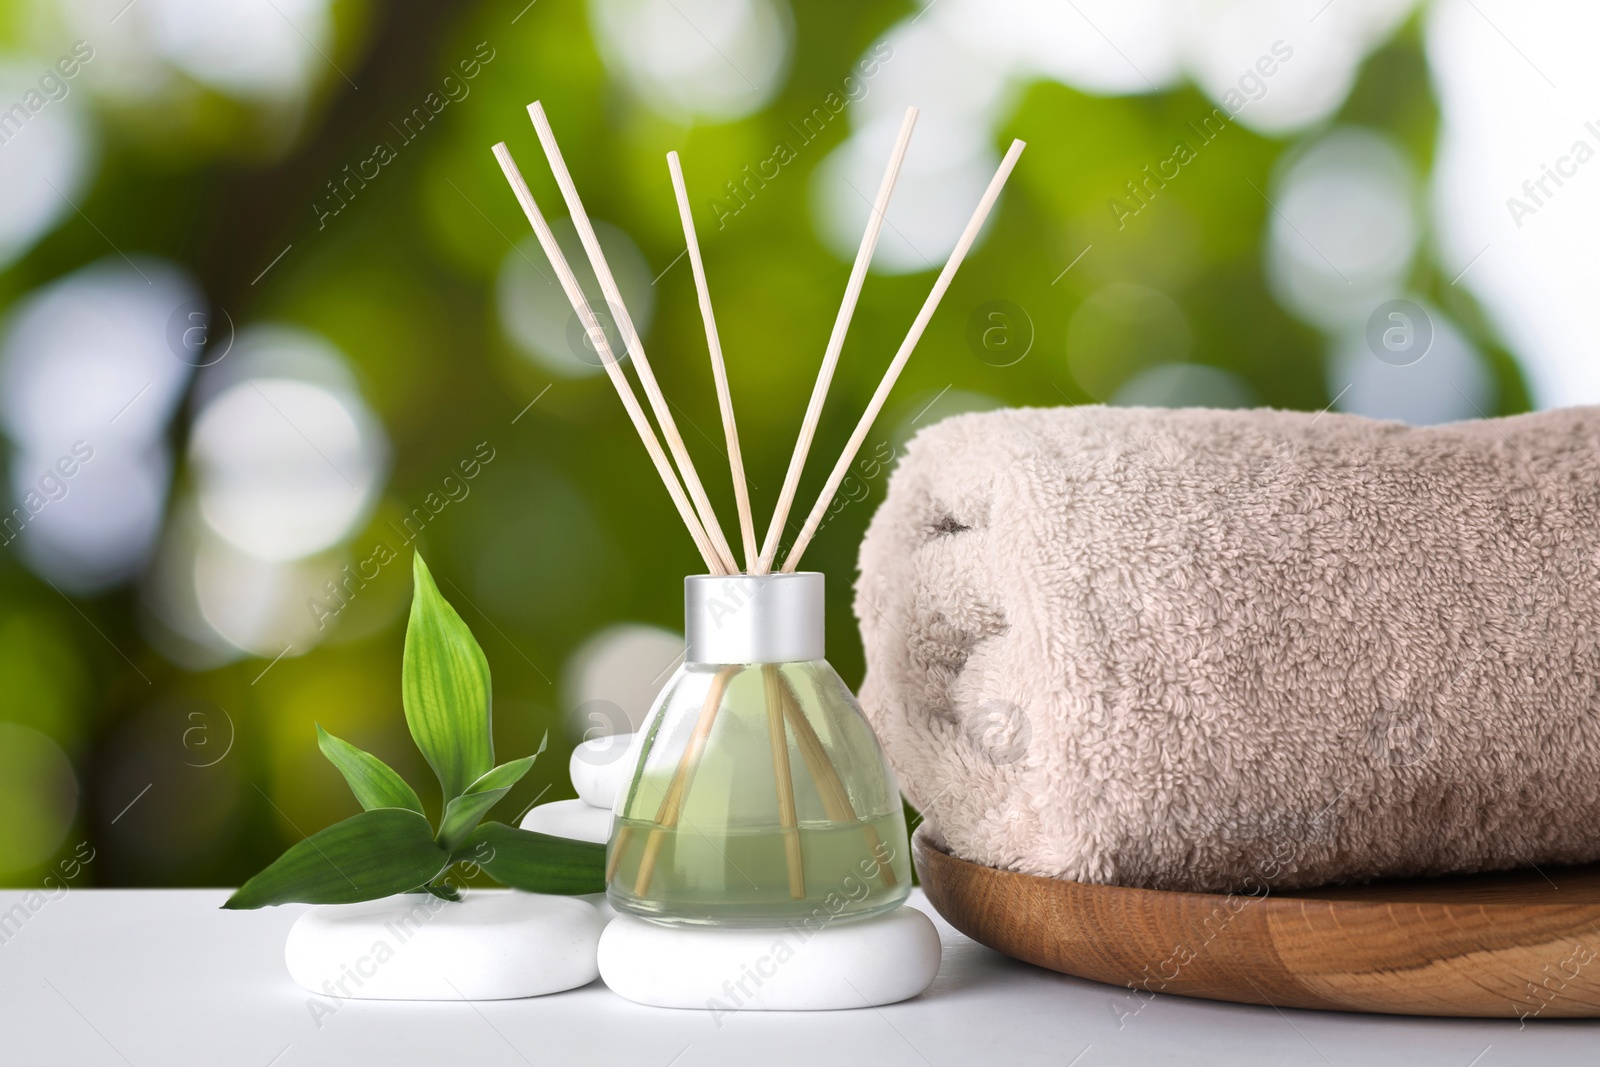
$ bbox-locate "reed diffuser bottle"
[494,99,1021,928]
[607,573,910,925]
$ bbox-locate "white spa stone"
[569,731,640,809]
[520,798,613,844]
[285,889,605,1000]
[598,905,941,1011]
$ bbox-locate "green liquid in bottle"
[608,812,910,926]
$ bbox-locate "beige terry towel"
[854,405,1600,892]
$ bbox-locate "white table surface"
[0,888,1589,1065]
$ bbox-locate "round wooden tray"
[912,826,1600,1017]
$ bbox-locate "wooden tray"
[912,826,1600,1017]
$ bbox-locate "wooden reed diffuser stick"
[527,102,739,576]
[634,665,738,896]
[762,664,806,899]
[666,151,759,572]
[756,106,919,574]
[491,143,728,575]
[781,138,1027,574]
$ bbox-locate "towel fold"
[854,405,1600,891]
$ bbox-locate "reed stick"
[605,824,629,883]
[776,673,896,888]
[492,143,728,575]
[762,664,806,898]
[634,664,738,896]
[666,151,759,572]
[527,102,739,576]
[756,106,919,574]
[780,138,1027,574]
[501,107,1010,907]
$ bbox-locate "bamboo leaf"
[223,809,448,909]
[402,553,493,803]
[316,725,424,815]
[436,755,537,852]
[457,821,606,895]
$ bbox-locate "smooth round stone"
[598,905,941,1011]
[520,798,612,844]
[286,890,604,1000]
[569,732,639,810]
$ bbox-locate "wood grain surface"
[912,827,1600,1017]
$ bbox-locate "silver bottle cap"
[683,572,825,664]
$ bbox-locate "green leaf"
[457,822,606,895]
[223,808,449,909]
[316,725,424,815]
[436,754,537,852]
[403,553,493,803]
[424,881,462,902]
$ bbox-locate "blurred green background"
[0,0,1529,888]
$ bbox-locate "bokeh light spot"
[0,724,78,880]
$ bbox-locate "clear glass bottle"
[607,573,912,926]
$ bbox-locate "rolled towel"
[854,404,1600,892]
